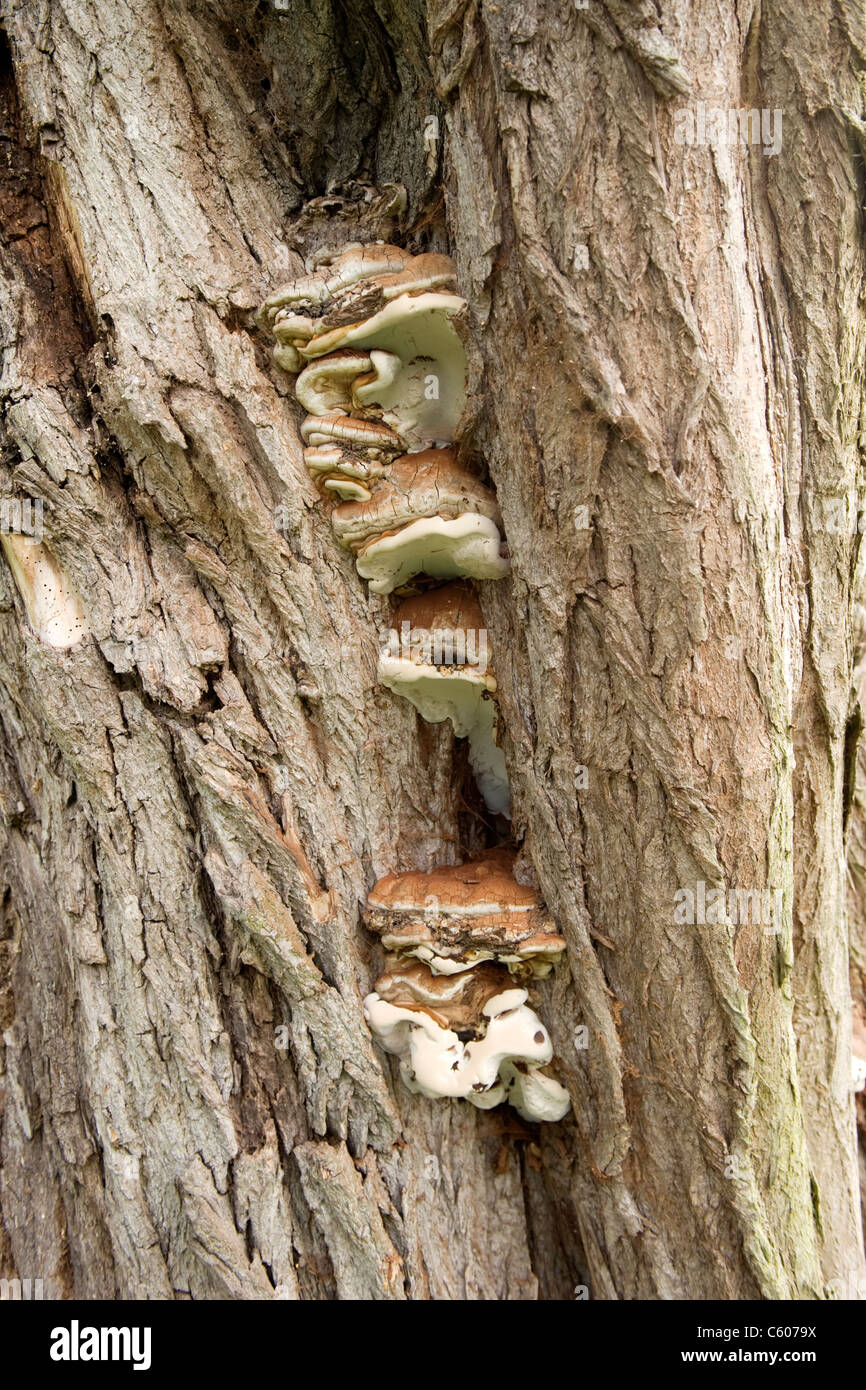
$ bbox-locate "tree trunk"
[0,0,864,1300]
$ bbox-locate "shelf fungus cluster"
[331,450,508,596]
[257,244,508,591]
[362,852,571,1123]
[260,243,569,1121]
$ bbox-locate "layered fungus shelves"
[259,242,571,1122]
[362,852,570,1123]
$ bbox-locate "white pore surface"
[364,985,571,1121]
[295,351,374,415]
[378,655,511,816]
[467,696,511,817]
[499,1061,572,1123]
[302,293,468,449]
[357,514,510,594]
[377,655,493,737]
[853,1051,866,1093]
[1,535,88,649]
[407,947,495,975]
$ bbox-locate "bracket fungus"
[298,290,466,450]
[331,449,509,594]
[378,582,510,816]
[364,850,566,976]
[260,244,571,1124]
[258,244,413,327]
[259,243,468,467]
[364,979,570,1122]
[295,348,382,416]
[257,243,414,372]
[0,534,88,649]
[362,852,570,1122]
[299,413,398,501]
[258,244,510,592]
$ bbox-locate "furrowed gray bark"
[0,0,863,1300]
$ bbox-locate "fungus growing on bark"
[299,412,399,499]
[271,315,315,374]
[300,292,466,450]
[295,348,377,416]
[258,244,411,372]
[364,973,571,1122]
[363,853,570,1119]
[299,412,401,455]
[258,246,467,451]
[330,449,509,594]
[378,583,510,816]
[257,243,413,327]
[364,850,566,977]
[373,956,508,1030]
[301,446,378,501]
[0,534,88,649]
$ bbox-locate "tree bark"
[0,0,863,1300]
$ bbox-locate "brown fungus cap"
[376,253,458,300]
[257,244,412,327]
[331,448,501,554]
[258,246,457,344]
[389,581,486,648]
[306,253,458,336]
[302,444,386,499]
[378,581,506,812]
[300,412,402,456]
[372,958,510,1032]
[365,850,566,964]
